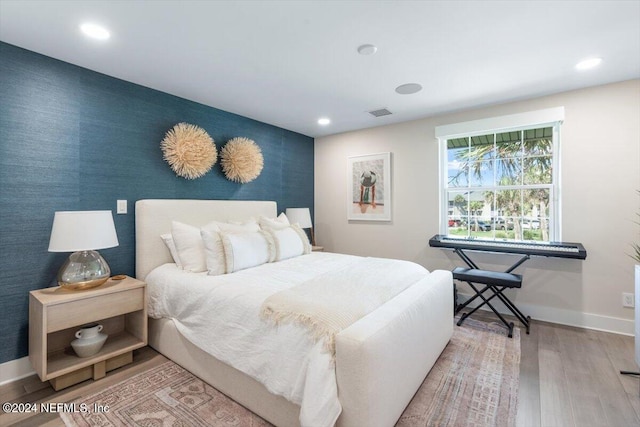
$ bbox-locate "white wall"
[314,80,640,334]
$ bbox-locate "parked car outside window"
[495,218,514,230]
[521,220,540,230]
[471,220,492,231]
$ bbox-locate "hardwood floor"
[1,320,638,427]
[515,320,639,427]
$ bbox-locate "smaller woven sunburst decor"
[161,123,217,179]
[221,137,264,183]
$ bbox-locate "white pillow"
[213,219,261,233]
[160,233,183,268]
[258,213,290,230]
[171,221,220,272]
[201,229,226,276]
[220,230,275,273]
[267,224,312,261]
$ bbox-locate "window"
[436,108,564,242]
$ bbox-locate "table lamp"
[48,210,119,290]
[286,207,315,246]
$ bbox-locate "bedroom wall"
[315,79,640,334]
[0,42,314,364]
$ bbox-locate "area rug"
[61,317,520,427]
[396,317,520,427]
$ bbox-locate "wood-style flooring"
[1,318,638,427]
[516,319,639,427]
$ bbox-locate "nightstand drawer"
[47,288,144,332]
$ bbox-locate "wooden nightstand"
[29,276,147,390]
[312,245,324,252]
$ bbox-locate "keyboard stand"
[452,248,531,337]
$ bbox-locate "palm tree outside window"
[440,113,561,242]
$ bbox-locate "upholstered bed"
[135,199,453,427]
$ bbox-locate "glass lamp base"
[57,250,111,290]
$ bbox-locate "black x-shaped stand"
[453,248,531,337]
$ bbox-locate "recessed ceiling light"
[317,118,331,125]
[80,23,110,40]
[395,83,422,95]
[575,57,602,71]
[357,44,377,55]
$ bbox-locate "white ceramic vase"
[71,324,108,358]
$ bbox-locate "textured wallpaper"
[0,42,314,363]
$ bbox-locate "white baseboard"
[0,356,35,386]
[457,292,635,336]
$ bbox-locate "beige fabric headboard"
[135,199,277,280]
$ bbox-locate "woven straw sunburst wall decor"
[220,137,264,183]
[161,123,217,179]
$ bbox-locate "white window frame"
[436,107,564,241]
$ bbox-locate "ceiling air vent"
[368,108,392,117]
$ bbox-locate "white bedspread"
[261,257,427,357]
[145,252,430,427]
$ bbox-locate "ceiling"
[1,1,638,138]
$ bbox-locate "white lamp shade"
[286,208,312,229]
[48,211,119,252]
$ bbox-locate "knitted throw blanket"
[260,257,428,357]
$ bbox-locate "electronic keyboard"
[429,234,587,259]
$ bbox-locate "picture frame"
[347,152,391,221]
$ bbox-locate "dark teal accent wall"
[0,42,314,364]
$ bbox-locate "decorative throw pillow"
[267,224,312,261]
[220,230,275,273]
[160,233,183,269]
[171,221,220,273]
[213,219,261,233]
[258,213,290,230]
[200,229,226,276]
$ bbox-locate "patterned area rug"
[397,317,520,426]
[61,317,520,427]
